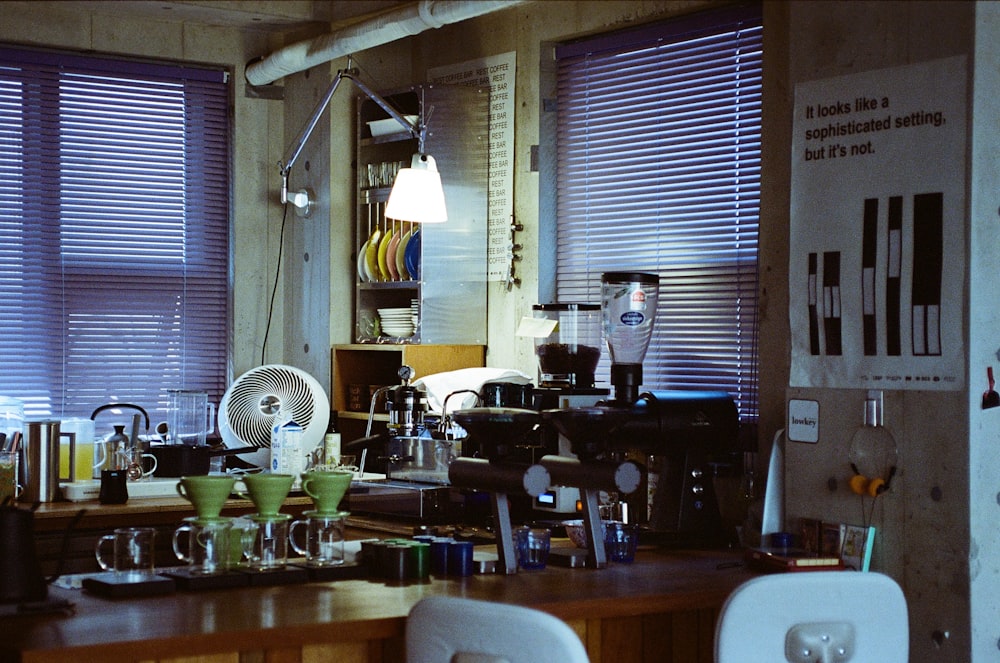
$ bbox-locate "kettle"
[0,504,48,604]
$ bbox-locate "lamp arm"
[279,71,346,178]
[278,68,424,181]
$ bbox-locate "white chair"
[715,571,908,663]
[405,596,590,663]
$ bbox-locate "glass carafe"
[166,390,215,447]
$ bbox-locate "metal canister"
[23,420,63,503]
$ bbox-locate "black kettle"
[0,503,48,604]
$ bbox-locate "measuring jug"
[166,390,215,447]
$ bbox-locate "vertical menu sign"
[789,56,966,390]
[430,52,516,281]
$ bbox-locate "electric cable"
[261,200,290,364]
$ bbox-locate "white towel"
[413,367,532,414]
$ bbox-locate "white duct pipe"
[246,0,526,86]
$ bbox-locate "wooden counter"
[0,547,752,663]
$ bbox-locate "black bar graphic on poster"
[912,192,943,356]
[886,196,902,356]
[862,198,878,355]
[823,251,842,356]
[808,252,820,355]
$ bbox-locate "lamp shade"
[385,153,447,223]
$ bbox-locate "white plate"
[367,115,418,137]
[357,239,370,282]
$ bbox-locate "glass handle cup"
[95,533,115,571]
[289,519,308,557]
[140,452,157,478]
[92,442,107,477]
[172,525,193,564]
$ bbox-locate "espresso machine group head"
[448,408,551,575]
[540,405,643,568]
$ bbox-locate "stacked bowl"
[378,307,414,338]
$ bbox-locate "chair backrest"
[714,571,908,663]
[405,596,590,663]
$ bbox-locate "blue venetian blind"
[554,4,762,421]
[0,46,230,419]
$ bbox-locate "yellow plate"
[396,230,411,280]
[377,229,394,282]
[365,229,381,280]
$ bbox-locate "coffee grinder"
[532,303,603,390]
[600,272,660,407]
[542,272,740,552]
[529,303,610,514]
[535,274,658,567]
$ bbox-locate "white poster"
[789,56,967,390]
[429,52,516,282]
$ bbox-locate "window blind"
[554,4,762,421]
[0,46,230,420]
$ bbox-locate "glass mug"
[0,450,22,504]
[116,445,158,482]
[289,511,346,567]
[172,517,233,575]
[243,515,290,571]
[96,527,157,577]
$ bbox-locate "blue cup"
[516,527,551,570]
[604,521,638,563]
[430,537,452,576]
[447,540,474,577]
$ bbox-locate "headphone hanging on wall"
[849,462,897,498]
[847,391,898,498]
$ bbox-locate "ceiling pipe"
[246,0,527,86]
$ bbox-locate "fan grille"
[220,365,326,449]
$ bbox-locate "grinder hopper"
[601,272,659,405]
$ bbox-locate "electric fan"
[218,364,330,469]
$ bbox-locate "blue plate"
[404,229,421,280]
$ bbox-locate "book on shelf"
[840,524,876,572]
[799,517,878,572]
[744,546,845,573]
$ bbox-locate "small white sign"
[787,399,820,443]
[515,316,557,338]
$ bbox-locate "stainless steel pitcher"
[23,420,64,503]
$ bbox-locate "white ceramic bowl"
[563,519,610,549]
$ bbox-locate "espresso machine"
[345,366,459,521]
[539,272,741,563]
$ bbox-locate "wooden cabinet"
[355,83,489,344]
[332,343,485,440]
